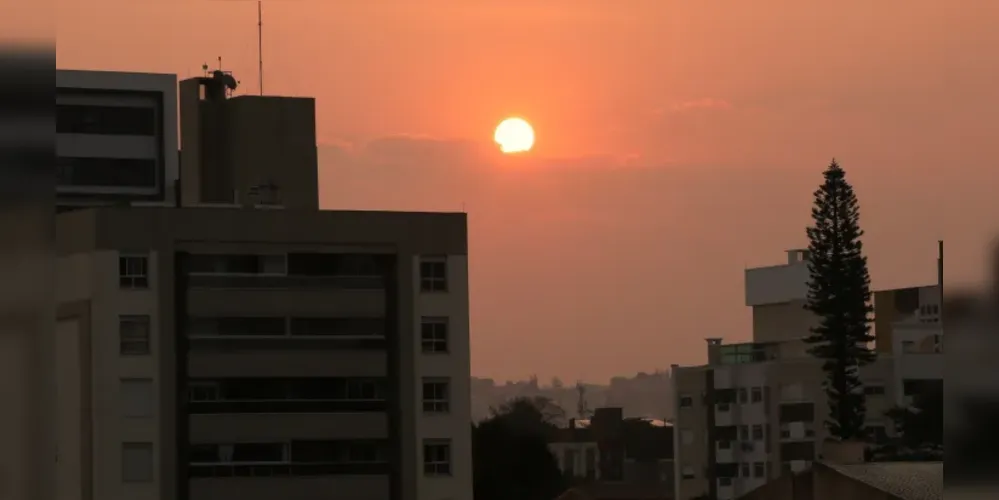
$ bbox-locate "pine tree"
[804,159,875,441]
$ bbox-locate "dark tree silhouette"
[873,382,943,461]
[803,159,876,440]
[474,396,568,500]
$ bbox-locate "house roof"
[822,462,943,500]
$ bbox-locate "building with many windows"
[671,249,941,500]
[52,69,473,500]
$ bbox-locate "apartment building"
[52,69,474,500]
[56,69,179,210]
[670,249,929,500]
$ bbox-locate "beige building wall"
[752,301,817,343]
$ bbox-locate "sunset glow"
[494,117,535,154]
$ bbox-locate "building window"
[738,387,748,404]
[717,402,730,412]
[58,156,158,189]
[423,439,452,476]
[420,317,449,353]
[718,440,732,450]
[419,257,448,292]
[752,424,764,441]
[751,387,763,403]
[122,442,154,482]
[719,477,733,487]
[740,462,750,477]
[864,384,885,396]
[121,378,154,418]
[679,395,693,408]
[57,104,156,136]
[422,378,450,413]
[739,425,749,441]
[754,462,765,478]
[120,315,151,355]
[681,466,696,480]
[119,254,149,289]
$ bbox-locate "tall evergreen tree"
[804,159,875,441]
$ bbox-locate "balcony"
[188,273,385,290]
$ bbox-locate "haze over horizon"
[53,0,999,382]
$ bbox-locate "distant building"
[550,407,674,500]
[672,248,943,500]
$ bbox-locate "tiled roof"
[823,462,943,500]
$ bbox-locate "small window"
[737,387,748,404]
[717,402,730,412]
[740,462,750,478]
[718,440,731,450]
[864,384,885,396]
[120,315,151,355]
[754,462,765,478]
[423,439,452,476]
[751,387,763,403]
[739,425,749,441]
[421,317,449,353]
[122,442,154,482]
[119,254,149,289]
[681,466,696,480]
[719,477,733,487]
[752,424,764,441]
[419,258,448,292]
[121,378,154,418]
[679,395,694,408]
[422,378,451,413]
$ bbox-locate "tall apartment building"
[56,69,179,210]
[53,69,473,500]
[671,249,943,500]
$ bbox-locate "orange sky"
[54,0,999,383]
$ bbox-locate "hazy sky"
[54,0,999,383]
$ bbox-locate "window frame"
[422,439,453,477]
[750,387,763,403]
[419,257,448,293]
[421,377,451,414]
[420,317,450,354]
[119,315,152,356]
[119,254,150,289]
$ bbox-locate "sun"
[494,117,535,154]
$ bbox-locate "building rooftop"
[822,461,943,500]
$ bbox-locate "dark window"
[119,254,149,288]
[57,104,156,135]
[421,317,449,353]
[715,388,736,404]
[290,317,385,337]
[751,387,763,403]
[739,425,749,441]
[423,440,452,476]
[716,463,738,478]
[754,462,765,478]
[422,378,450,413]
[57,157,158,188]
[120,315,151,355]
[188,317,286,336]
[189,377,386,402]
[679,396,694,408]
[287,253,383,277]
[188,254,285,274]
[715,426,738,442]
[752,424,764,440]
[420,258,447,292]
[779,402,815,423]
[737,388,748,404]
[718,440,732,450]
[740,462,750,477]
[779,441,815,461]
[864,384,886,396]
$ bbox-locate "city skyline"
[51,0,999,382]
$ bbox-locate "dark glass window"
[420,317,449,353]
[57,104,156,136]
[779,402,815,423]
[57,156,158,188]
[420,259,448,292]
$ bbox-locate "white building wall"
[744,254,809,307]
[413,255,473,500]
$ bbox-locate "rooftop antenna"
[258,1,264,96]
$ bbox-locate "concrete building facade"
[56,69,179,209]
[52,69,474,500]
[671,249,941,500]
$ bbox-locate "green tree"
[473,397,568,500]
[803,159,876,440]
[873,382,943,461]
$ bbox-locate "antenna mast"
[258,1,264,96]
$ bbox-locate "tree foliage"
[803,159,875,440]
[873,383,943,461]
[474,396,568,500]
